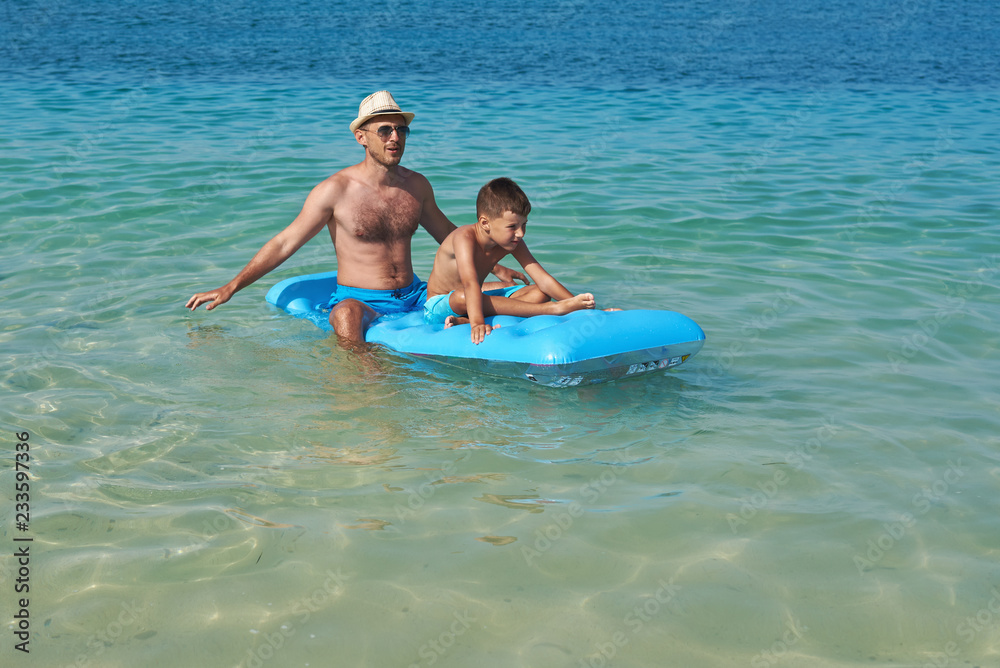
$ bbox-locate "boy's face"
[485,211,527,250]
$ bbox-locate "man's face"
[359,114,408,165]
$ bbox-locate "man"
[185,90,525,342]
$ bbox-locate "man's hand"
[186,285,235,311]
[491,264,528,286]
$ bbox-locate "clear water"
[3,2,1000,667]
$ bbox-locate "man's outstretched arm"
[186,180,335,311]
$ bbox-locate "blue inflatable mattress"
[266,271,705,387]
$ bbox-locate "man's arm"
[417,176,528,285]
[415,176,457,244]
[186,180,335,311]
[489,263,529,286]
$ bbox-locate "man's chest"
[341,191,421,243]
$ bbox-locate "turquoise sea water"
[3,2,1000,667]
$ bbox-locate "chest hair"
[352,193,420,243]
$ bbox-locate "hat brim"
[350,111,415,133]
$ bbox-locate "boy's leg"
[481,284,552,304]
[506,285,550,304]
[445,286,546,317]
[449,290,595,318]
[488,294,595,317]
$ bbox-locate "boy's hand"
[470,323,494,345]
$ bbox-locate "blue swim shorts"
[423,285,526,324]
[326,275,428,315]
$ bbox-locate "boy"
[423,177,596,344]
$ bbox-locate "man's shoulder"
[325,163,363,186]
[312,164,363,198]
[399,166,432,192]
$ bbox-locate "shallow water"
[3,2,1000,667]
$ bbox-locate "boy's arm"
[510,243,574,300]
[452,231,492,343]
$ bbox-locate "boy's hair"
[476,178,531,220]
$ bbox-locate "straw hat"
[349,91,415,133]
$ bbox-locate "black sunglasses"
[366,124,410,140]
